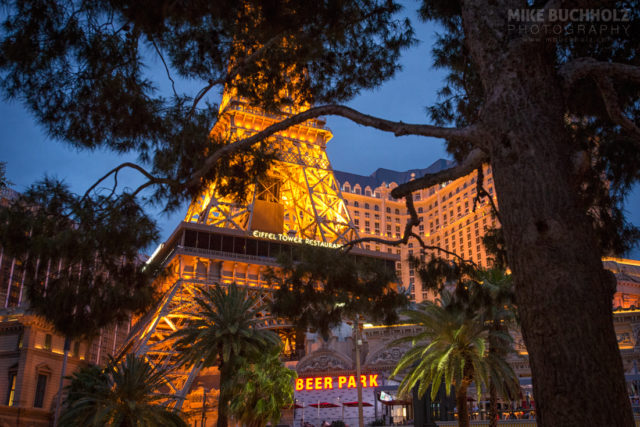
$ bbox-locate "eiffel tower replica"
[120,89,361,416]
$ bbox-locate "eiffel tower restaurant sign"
[251,230,343,249]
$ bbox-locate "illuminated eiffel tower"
[120,91,360,417]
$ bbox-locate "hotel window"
[374,222,380,231]
[343,184,350,192]
[365,220,370,228]
[354,210,360,216]
[365,212,370,218]
[6,371,16,406]
[415,193,421,201]
[365,203,370,210]
[395,208,400,214]
[354,219,359,226]
[354,201,359,207]
[365,189,372,196]
[374,205,379,211]
[374,214,380,220]
[395,226,400,233]
[386,216,391,222]
[418,207,423,213]
[419,224,424,232]
[386,225,391,232]
[344,200,348,205]
[44,334,52,351]
[386,207,391,213]
[395,217,400,223]
[33,374,47,408]
[375,191,381,198]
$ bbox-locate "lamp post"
[354,316,364,427]
[201,386,208,427]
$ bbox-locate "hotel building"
[334,162,498,303]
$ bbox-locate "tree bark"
[455,1,635,425]
[53,336,71,427]
[217,358,229,427]
[456,377,472,427]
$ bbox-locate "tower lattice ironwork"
[120,93,360,415]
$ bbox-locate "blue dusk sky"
[0,7,638,259]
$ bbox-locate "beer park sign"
[295,374,380,391]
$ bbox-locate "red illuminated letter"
[306,378,313,390]
[324,377,334,389]
[315,377,323,390]
[347,376,356,388]
[296,379,304,391]
[338,376,347,389]
[369,374,379,387]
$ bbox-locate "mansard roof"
[334,158,455,189]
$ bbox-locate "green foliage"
[0,0,414,213]
[59,354,187,427]
[269,246,408,338]
[228,345,297,427]
[172,283,280,368]
[0,162,11,189]
[171,283,280,427]
[391,290,519,421]
[0,178,159,339]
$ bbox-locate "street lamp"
[200,386,209,427]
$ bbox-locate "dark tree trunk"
[455,385,470,427]
[458,2,635,425]
[217,358,229,427]
[489,320,501,427]
[488,374,498,427]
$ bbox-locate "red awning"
[309,402,340,408]
[343,401,373,407]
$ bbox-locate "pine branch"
[187,34,284,117]
[188,106,480,188]
[391,148,487,199]
[83,162,175,200]
[595,76,640,144]
[560,57,640,88]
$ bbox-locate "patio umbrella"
[342,401,373,407]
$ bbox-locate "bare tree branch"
[471,166,501,223]
[391,148,487,199]
[188,106,480,188]
[83,162,175,200]
[595,76,640,143]
[342,194,477,268]
[560,57,640,88]
[342,197,421,250]
[151,38,178,99]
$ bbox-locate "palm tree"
[172,283,280,427]
[59,353,187,426]
[391,291,518,427]
[468,269,519,427]
[228,344,297,427]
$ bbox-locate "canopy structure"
[342,401,373,407]
[309,402,340,408]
